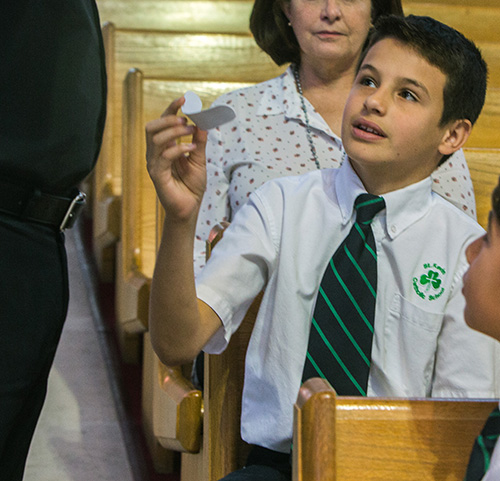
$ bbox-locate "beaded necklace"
[292,63,321,170]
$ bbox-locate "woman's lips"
[315,30,344,39]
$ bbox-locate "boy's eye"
[400,89,418,102]
[360,76,376,88]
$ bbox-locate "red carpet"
[79,218,180,481]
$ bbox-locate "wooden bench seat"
[293,378,498,481]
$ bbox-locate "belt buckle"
[59,191,86,231]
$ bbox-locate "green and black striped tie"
[464,406,500,481]
[302,193,386,396]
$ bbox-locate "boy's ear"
[438,119,473,156]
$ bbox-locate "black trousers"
[219,446,292,481]
[0,213,69,480]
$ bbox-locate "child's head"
[341,15,487,195]
[363,14,487,128]
[463,178,500,341]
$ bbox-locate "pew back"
[97,0,254,33]
[465,148,500,229]
[466,88,500,150]
[293,378,498,481]
[93,23,285,279]
[118,69,255,341]
[404,1,500,43]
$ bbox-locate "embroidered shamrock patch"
[413,263,446,301]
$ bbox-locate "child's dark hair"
[361,15,488,127]
[493,178,500,223]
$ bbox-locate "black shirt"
[0,0,106,195]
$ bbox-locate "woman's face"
[463,211,500,341]
[283,0,372,69]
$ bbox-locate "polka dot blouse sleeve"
[193,124,231,275]
[430,148,477,219]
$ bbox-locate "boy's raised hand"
[146,97,208,221]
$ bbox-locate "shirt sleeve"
[196,188,278,354]
[431,263,499,398]
[431,149,477,219]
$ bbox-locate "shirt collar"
[335,158,434,239]
[382,175,433,239]
[256,66,297,117]
[256,66,340,144]
[335,158,368,224]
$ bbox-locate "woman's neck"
[296,61,358,135]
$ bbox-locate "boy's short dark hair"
[250,0,404,66]
[362,15,488,127]
[493,178,500,223]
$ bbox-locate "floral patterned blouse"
[194,66,476,273]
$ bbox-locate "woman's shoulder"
[211,69,290,111]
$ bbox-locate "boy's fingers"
[192,126,208,145]
[150,124,194,147]
[146,114,187,137]
[158,142,196,163]
[160,96,186,118]
[190,128,208,160]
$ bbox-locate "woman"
[192,0,476,273]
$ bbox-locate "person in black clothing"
[0,1,106,478]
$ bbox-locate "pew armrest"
[154,363,203,453]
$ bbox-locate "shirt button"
[391,225,397,234]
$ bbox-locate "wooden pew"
[149,224,260,481]
[466,87,500,150]
[118,69,268,362]
[404,0,500,43]
[93,23,284,280]
[465,148,500,230]
[405,0,500,4]
[97,0,253,33]
[121,70,270,475]
[293,378,498,481]
[148,148,500,479]
[478,43,500,89]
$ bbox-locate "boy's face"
[341,38,455,194]
[463,213,500,341]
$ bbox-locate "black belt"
[0,179,86,231]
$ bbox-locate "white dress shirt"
[194,67,477,273]
[196,160,498,453]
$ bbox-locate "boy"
[146,15,498,480]
[463,179,500,481]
